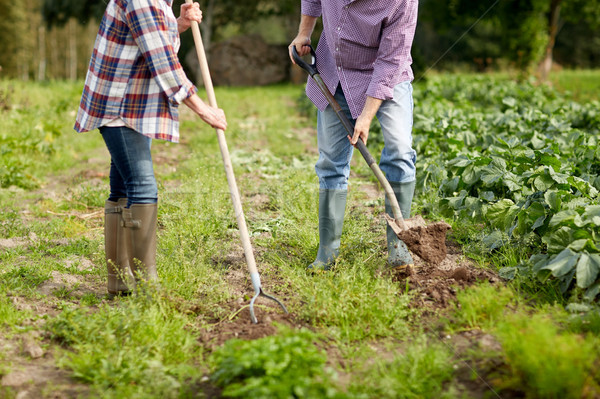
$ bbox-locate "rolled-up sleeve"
[301,0,322,17]
[125,0,196,105]
[366,0,418,101]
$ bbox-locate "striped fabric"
[74,0,197,143]
[302,0,418,119]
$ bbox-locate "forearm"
[360,96,383,121]
[183,94,227,130]
[350,96,383,146]
[298,14,318,38]
[183,94,208,117]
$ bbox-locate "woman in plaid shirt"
[75,0,226,297]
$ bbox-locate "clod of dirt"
[398,218,452,265]
[390,241,500,311]
[450,266,470,282]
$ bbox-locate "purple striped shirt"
[74,0,196,142]
[302,0,418,119]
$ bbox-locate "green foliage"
[42,0,105,27]
[47,298,202,398]
[410,74,600,300]
[495,313,597,398]
[452,283,515,329]
[0,81,102,190]
[1,265,51,292]
[210,326,343,399]
[0,287,28,327]
[0,0,26,77]
[349,339,456,399]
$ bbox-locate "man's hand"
[289,35,312,61]
[289,15,318,63]
[177,2,202,33]
[350,113,372,146]
[350,97,383,146]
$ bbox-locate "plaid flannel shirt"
[74,0,197,142]
[302,0,418,119]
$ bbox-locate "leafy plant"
[412,75,600,300]
[210,326,343,398]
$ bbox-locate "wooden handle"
[185,0,261,280]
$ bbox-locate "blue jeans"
[99,126,158,206]
[315,82,417,189]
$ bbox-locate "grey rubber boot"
[308,189,347,271]
[122,204,158,285]
[104,198,135,296]
[386,181,416,267]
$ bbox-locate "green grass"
[550,69,600,102]
[47,296,202,399]
[2,71,600,398]
[348,338,457,399]
[495,312,598,398]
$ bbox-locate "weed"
[79,292,102,307]
[0,289,27,327]
[1,265,51,292]
[47,298,202,398]
[349,338,457,399]
[451,283,515,330]
[210,325,343,398]
[495,312,597,398]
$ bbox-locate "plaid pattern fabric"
[302,0,418,119]
[75,0,197,142]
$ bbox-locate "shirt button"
[338,66,342,71]
[337,26,341,31]
[336,47,339,51]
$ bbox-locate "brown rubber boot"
[122,203,158,285]
[104,198,134,296]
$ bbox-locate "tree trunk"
[538,0,562,82]
[38,25,46,81]
[200,0,214,54]
[69,19,77,80]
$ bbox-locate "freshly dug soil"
[387,240,500,310]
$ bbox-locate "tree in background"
[0,0,592,81]
[418,0,600,79]
[42,0,105,27]
[0,0,27,78]
[539,0,600,80]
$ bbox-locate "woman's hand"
[183,95,227,131]
[201,105,227,131]
[177,2,202,33]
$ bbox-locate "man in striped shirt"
[75,0,226,297]
[290,0,419,271]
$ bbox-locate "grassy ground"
[1,70,599,398]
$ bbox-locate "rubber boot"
[122,204,158,286]
[104,198,134,296]
[308,189,347,271]
[386,181,416,268]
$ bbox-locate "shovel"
[185,0,287,323]
[292,46,451,265]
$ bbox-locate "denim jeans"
[315,82,417,189]
[99,126,158,206]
